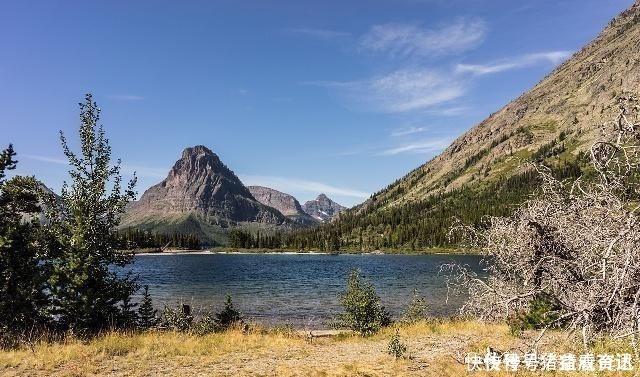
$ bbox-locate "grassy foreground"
[0,320,633,377]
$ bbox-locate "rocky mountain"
[290,2,640,251]
[247,186,318,225]
[302,194,345,222]
[121,145,289,245]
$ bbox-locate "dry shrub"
[448,96,640,348]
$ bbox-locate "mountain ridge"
[247,185,318,225]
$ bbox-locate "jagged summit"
[302,194,345,223]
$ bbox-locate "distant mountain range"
[120,145,345,245]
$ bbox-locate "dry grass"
[0,320,634,376]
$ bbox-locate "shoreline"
[133,248,480,256]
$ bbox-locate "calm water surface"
[127,253,484,327]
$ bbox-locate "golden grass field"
[0,320,635,377]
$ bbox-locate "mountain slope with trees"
[284,2,640,252]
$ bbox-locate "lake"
[128,253,485,328]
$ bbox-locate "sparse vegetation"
[0,319,635,376]
[387,328,407,359]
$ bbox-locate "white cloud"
[360,18,486,58]
[455,50,572,75]
[22,154,167,179]
[287,28,351,39]
[390,126,428,137]
[309,68,465,113]
[380,138,451,155]
[107,94,145,101]
[239,174,369,199]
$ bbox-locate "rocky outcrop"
[302,194,345,222]
[248,186,318,225]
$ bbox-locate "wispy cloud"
[22,154,67,165]
[287,28,351,39]
[455,50,572,75]
[22,154,166,179]
[106,94,145,101]
[360,18,486,58]
[239,174,369,199]
[308,68,465,113]
[390,126,429,137]
[380,138,451,155]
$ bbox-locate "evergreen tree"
[0,145,49,330]
[137,285,158,329]
[44,94,138,333]
[214,294,242,331]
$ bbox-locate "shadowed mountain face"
[247,186,318,225]
[302,194,345,223]
[121,146,288,244]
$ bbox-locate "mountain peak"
[182,145,215,158]
[303,194,345,223]
[122,147,288,244]
[169,145,232,183]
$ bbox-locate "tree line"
[117,228,201,250]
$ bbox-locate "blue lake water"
[127,253,484,327]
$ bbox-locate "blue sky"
[1,0,633,207]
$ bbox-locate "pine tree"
[0,145,49,330]
[137,285,158,329]
[44,94,138,333]
[214,294,242,331]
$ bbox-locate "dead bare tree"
[447,96,640,349]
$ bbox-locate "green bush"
[387,329,407,359]
[338,269,391,336]
[214,294,243,331]
[160,305,193,332]
[401,289,428,324]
